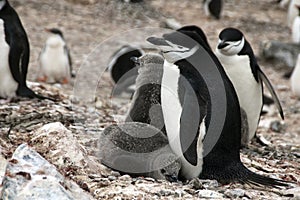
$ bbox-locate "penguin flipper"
[258,69,284,119]
[179,77,205,166]
[64,45,75,78]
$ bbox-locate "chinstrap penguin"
[203,0,223,19]
[0,0,52,100]
[215,27,284,145]
[38,28,74,84]
[98,122,180,182]
[147,27,288,187]
[108,45,144,96]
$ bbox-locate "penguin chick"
[292,5,300,43]
[291,54,300,97]
[108,45,144,96]
[125,53,166,132]
[98,122,181,182]
[216,27,284,145]
[203,0,223,19]
[38,28,74,84]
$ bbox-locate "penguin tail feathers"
[242,166,290,188]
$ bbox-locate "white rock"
[1,144,92,200]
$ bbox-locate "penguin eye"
[178,46,184,49]
[160,169,166,174]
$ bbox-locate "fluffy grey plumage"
[125,53,165,131]
[98,122,180,181]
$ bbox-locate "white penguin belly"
[40,47,70,83]
[0,19,18,98]
[292,17,300,43]
[216,53,263,143]
[161,60,204,179]
[291,54,300,97]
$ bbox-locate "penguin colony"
[103,23,290,186]
[0,0,295,190]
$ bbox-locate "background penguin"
[291,54,300,97]
[38,28,74,84]
[215,27,284,145]
[98,122,180,182]
[0,0,51,99]
[147,28,288,186]
[292,5,300,43]
[203,0,223,19]
[287,0,300,28]
[108,45,144,96]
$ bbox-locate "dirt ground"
[1,0,300,199]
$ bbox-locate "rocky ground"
[0,0,300,199]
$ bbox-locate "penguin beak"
[130,56,140,66]
[44,28,51,33]
[147,37,171,47]
[217,40,229,49]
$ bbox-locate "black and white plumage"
[38,28,74,84]
[215,27,284,145]
[203,0,223,19]
[0,0,49,99]
[108,45,144,96]
[147,26,288,186]
[292,5,300,43]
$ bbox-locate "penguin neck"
[46,35,65,48]
[162,45,200,64]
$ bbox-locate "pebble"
[224,188,246,198]
[108,175,117,181]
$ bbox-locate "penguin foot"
[37,76,48,82]
[16,86,56,101]
[61,77,69,84]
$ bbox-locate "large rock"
[1,144,92,200]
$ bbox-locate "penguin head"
[0,0,7,10]
[131,53,164,68]
[45,28,65,48]
[45,28,64,39]
[147,32,199,63]
[217,28,245,56]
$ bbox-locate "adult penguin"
[147,28,288,186]
[0,0,50,99]
[215,27,284,145]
